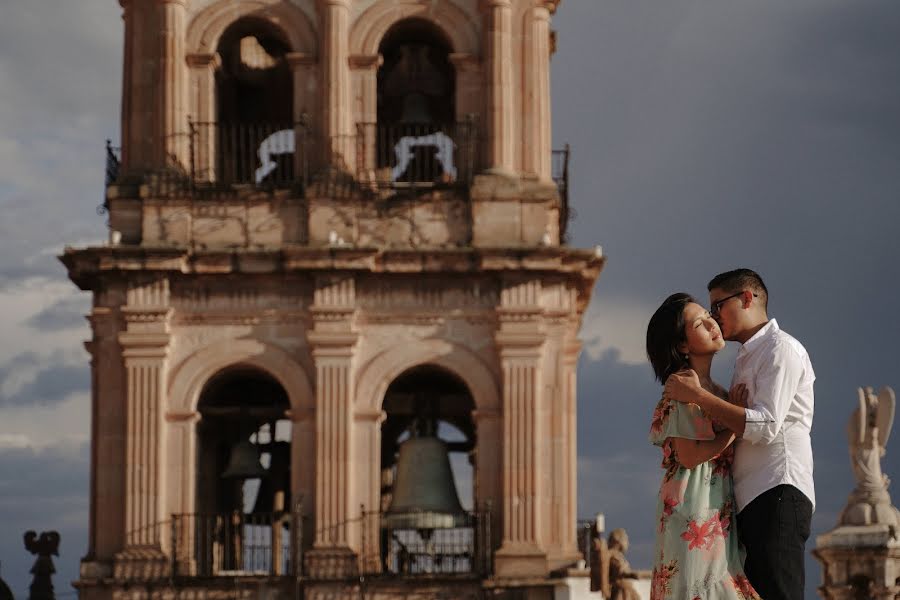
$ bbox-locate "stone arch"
[355,339,499,414]
[350,0,480,57]
[168,338,314,416]
[186,0,317,56]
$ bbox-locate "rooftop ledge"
[60,245,605,291]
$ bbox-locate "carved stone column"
[483,0,514,174]
[523,3,553,181]
[449,53,482,121]
[349,54,382,175]
[156,0,187,169]
[493,278,548,577]
[114,277,171,580]
[354,408,385,574]
[474,408,503,550]
[306,275,359,578]
[287,52,318,176]
[320,0,353,169]
[186,53,218,181]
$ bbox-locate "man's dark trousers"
[737,484,812,600]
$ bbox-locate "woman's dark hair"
[646,293,695,384]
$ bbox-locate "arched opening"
[371,19,468,185]
[193,367,293,575]
[211,18,297,186]
[378,365,484,575]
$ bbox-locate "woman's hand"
[729,382,749,408]
[665,369,701,404]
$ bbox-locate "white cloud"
[580,295,652,365]
[0,433,30,449]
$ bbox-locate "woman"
[646,293,759,600]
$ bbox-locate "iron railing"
[552,145,572,240]
[355,122,478,189]
[171,511,298,577]
[102,124,567,208]
[359,509,491,578]
[190,121,314,190]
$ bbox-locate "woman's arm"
[670,429,736,469]
[666,371,747,436]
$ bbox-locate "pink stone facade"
[64,1,603,599]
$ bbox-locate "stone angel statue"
[590,528,641,600]
[839,386,900,527]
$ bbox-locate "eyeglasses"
[710,291,746,317]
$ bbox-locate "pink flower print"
[731,574,758,599]
[681,518,718,551]
[650,560,678,600]
[659,474,688,509]
[650,397,674,436]
[658,495,680,533]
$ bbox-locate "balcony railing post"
[188,118,196,188]
[170,515,178,580]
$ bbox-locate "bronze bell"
[221,439,267,480]
[251,440,291,514]
[383,430,468,531]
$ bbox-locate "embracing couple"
[646,269,815,600]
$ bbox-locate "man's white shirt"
[731,319,815,513]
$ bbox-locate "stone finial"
[839,386,900,529]
[24,531,59,600]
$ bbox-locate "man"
[666,268,815,600]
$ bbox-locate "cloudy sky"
[0,1,898,599]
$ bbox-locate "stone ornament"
[591,526,641,600]
[839,386,900,528]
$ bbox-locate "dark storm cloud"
[0,442,89,600]
[552,2,900,597]
[0,353,89,408]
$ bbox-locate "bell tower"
[64,1,604,600]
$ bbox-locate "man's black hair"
[708,268,768,310]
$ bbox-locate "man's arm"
[671,429,736,469]
[740,341,804,445]
[665,371,747,436]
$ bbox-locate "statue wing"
[23,531,37,554]
[876,386,895,449]
[849,387,866,447]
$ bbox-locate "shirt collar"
[738,318,778,355]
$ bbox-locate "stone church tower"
[62,1,603,599]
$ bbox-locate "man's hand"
[665,369,701,404]
[729,383,749,408]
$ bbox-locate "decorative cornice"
[286,52,317,67]
[165,410,199,423]
[354,409,386,423]
[448,53,480,70]
[348,54,382,70]
[185,53,219,69]
[60,247,605,295]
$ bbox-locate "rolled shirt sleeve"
[742,340,805,445]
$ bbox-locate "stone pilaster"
[320,0,353,168]
[494,278,548,577]
[348,53,382,174]
[80,305,125,580]
[156,0,187,169]
[449,53,482,120]
[186,52,218,181]
[306,275,359,578]
[113,277,171,580]
[523,3,553,181]
[484,0,514,174]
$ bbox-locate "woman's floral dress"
[648,395,760,600]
